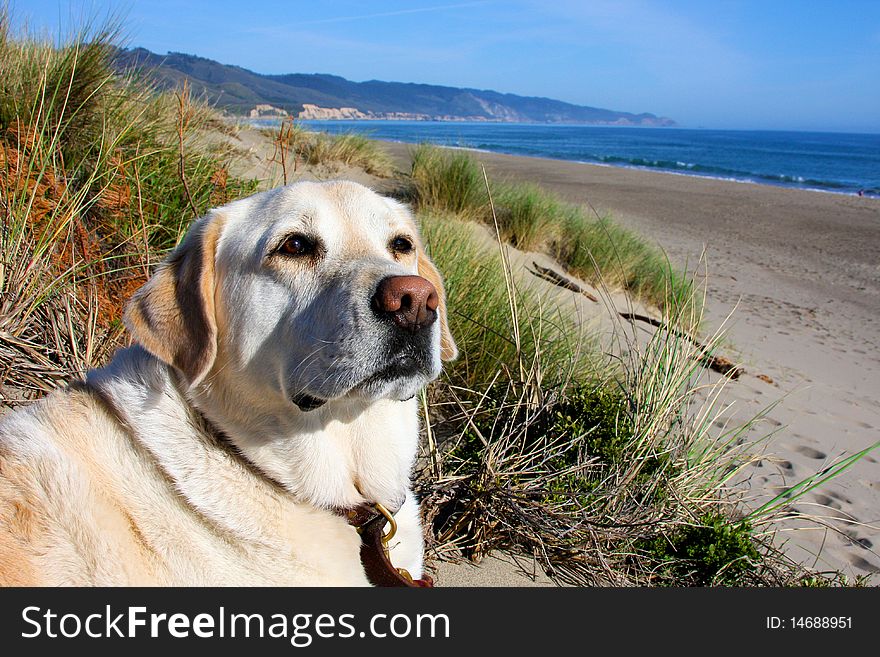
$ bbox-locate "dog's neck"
[184,359,419,513]
[88,346,419,514]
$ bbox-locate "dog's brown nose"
[372,275,439,332]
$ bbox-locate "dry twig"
[175,80,199,218]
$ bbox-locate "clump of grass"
[407,144,694,316]
[299,131,394,177]
[418,279,797,585]
[410,143,488,217]
[263,124,395,180]
[1,16,131,402]
[107,88,258,251]
[0,10,256,406]
[490,182,571,252]
[418,211,598,388]
[559,212,693,315]
[0,15,121,166]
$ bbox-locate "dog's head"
[124,181,456,412]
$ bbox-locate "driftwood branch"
[529,262,598,302]
[529,261,744,379]
[618,312,743,379]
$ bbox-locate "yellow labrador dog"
[0,180,456,586]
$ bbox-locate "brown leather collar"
[340,504,433,588]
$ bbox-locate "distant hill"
[115,48,676,126]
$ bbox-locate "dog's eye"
[278,234,316,257]
[390,236,414,255]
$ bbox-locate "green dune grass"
[408,143,696,321]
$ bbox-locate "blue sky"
[13,0,880,132]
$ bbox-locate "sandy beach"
[375,142,880,580]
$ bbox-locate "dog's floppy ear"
[416,244,458,362]
[124,213,225,386]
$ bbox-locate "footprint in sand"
[813,494,842,510]
[848,555,880,574]
[795,445,827,460]
[844,532,873,550]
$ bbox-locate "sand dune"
[381,143,880,580]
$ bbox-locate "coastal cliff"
[116,48,676,126]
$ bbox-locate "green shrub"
[644,512,762,586]
[551,386,633,468]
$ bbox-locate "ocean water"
[272,120,880,197]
